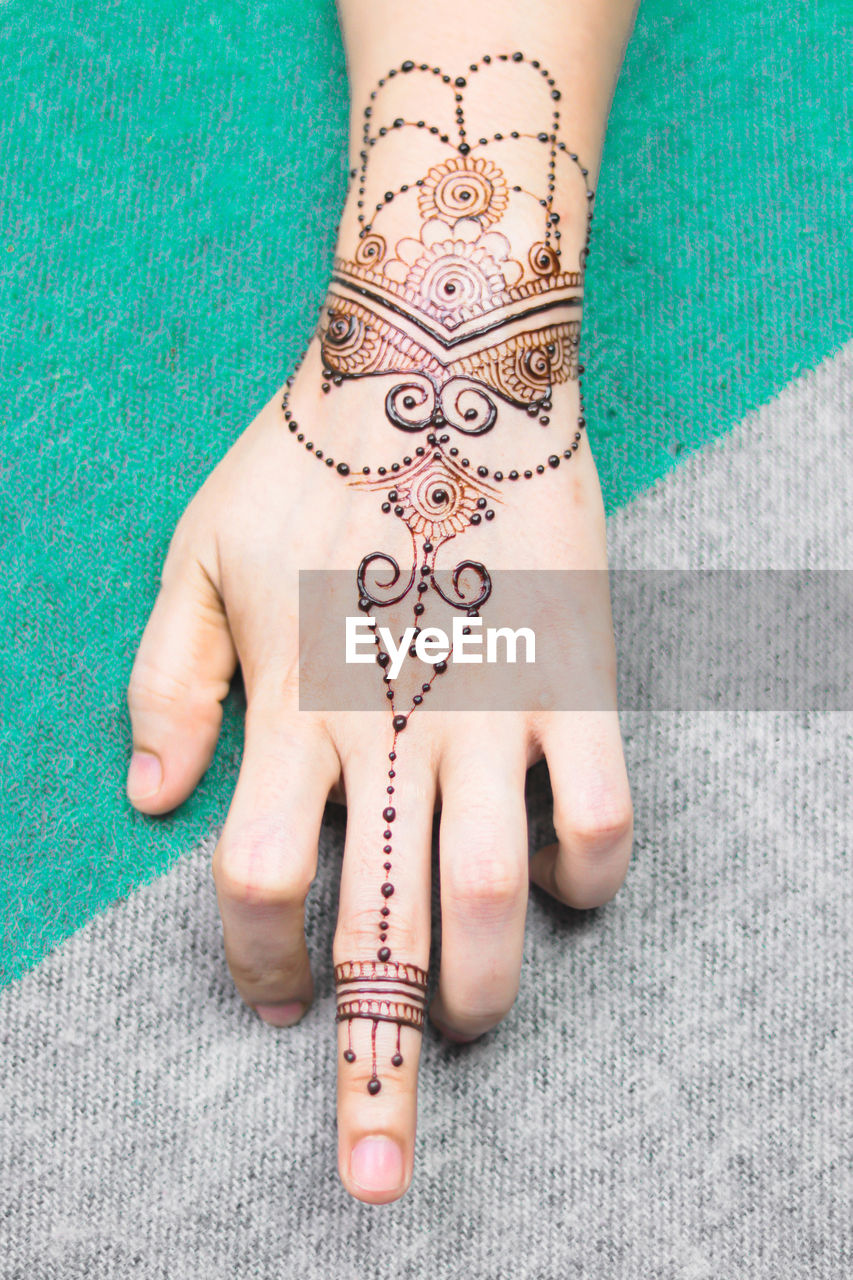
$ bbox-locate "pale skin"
[126,0,639,1204]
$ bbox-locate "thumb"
[126,532,237,814]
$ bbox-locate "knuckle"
[128,657,193,715]
[127,654,224,741]
[442,981,518,1028]
[226,946,306,996]
[443,851,526,921]
[553,858,626,910]
[559,786,634,860]
[214,830,313,911]
[334,909,420,962]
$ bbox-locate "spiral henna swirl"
[356,552,416,608]
[431,559,493,612]
[454,322,581,404]
[385,377,437,431]
[354,232,386,267]
[354,451,498,543]
[528,241,561,276]
[321,310,379,377]
[404,239,509,324]
[417,157,509,227]
[439,378,497,434]
[320,300,441,381]
[401,464,482,539]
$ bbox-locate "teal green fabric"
[1,0,850,982]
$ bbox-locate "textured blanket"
[1,1,850,1275]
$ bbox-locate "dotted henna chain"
[353,51,594,261]
[280,371,587,480]
[283,52,594,1093]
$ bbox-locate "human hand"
[126,11,636,1204]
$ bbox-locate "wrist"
[290,48,595,478]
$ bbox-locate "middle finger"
[333,717,437,1204]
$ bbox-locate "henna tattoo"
[356,451,499,541]
[336,960,428,1094]
[282,52,593,1092]
[322,238,582,418]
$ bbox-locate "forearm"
[337,0,639,190]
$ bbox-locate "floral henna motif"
[355,451,498,541]
[386,221,521,316]
[417,155,509,227]
[282,52,593,1091]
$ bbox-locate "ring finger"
[430,718,529,1042]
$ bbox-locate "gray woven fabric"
[1,347,851,1278]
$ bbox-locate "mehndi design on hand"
[281,52,593,1093]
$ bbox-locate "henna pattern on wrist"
[282,52,593,1093]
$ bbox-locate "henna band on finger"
[336,960,428,1094]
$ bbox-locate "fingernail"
[256,1001,305,1027]
[350,1136,404,1195]
[126,751,163,801]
